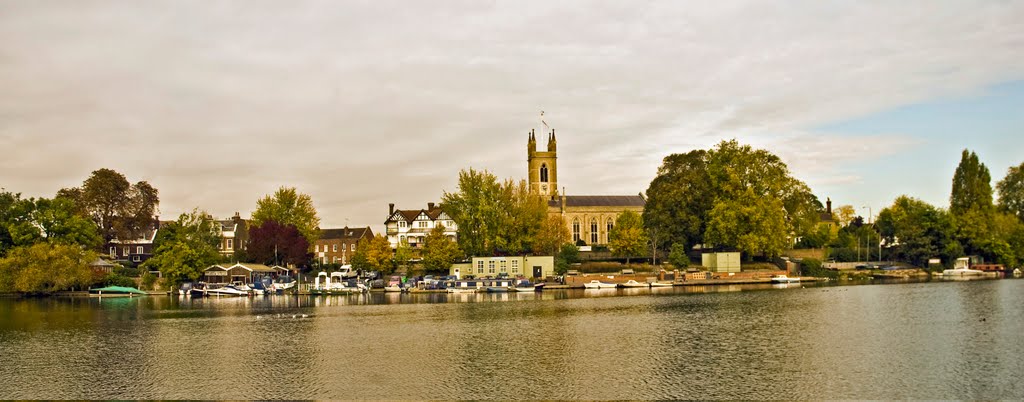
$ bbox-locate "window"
[351,244,356,252]
[488,261,495,274]
[399,221,407,228]
[607,219,614,243]
[591,219,598,244]
[500,260,507,273]
[477,260,484,274]
[572,219,580,242]
[333,244,337,252]
[136,246,143,255]
[132,256,141,262]
[512,259,519,273]
[123,247,130,256]
[540,163,549,182]
[315,245,319,252]
[226,239,233,250]
[109,247,116,258]
[399,235,405,244]
[418,221,429,228]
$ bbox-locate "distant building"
[453,255,555,279]
[217,212,249,258]
[526,129,646,246]
[105,219,160,265]
[819,198,838,238]
[384,202,458,250]
[313,226,374,265]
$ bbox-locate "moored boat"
[650,282,673,288]
[89,286,147,297]
[770,275,800,283]
[619,280,649,288]
[486,286,511,293]
[943,257,984,277]
[584,280,616,289]
[206,284,249,297]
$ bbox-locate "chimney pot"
[428,202,435,210]
[389,203,395,215]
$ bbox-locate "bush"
[801,258,838,279]
[667,243,690,268]
[829,247,858,262]
[114,266,140,278]
[104,273,137,288]
[140,272,157,291]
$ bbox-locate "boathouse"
[204,263,281,284]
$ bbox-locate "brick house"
[313,226,374,266]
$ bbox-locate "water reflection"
[1,279,1022,399]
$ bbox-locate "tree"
[533,215,570,256]
[0,192,101,256]
[0,243,96,293]
[251,187,321,244]
[876,196,960,268]
[609,210,648,264]
[642,150,712,250]
[667,243,690,268]
[997,161,1024,221]
[393,239,412,274]
[643,140,820,258]
[248,220,310,268]
[58,168,159,243]
[950,149,993,215]
[142,209,221,287]
[442,168,547,257]
[554,242,579,275]
[352,234,393,273]
[422,225,460,272]
[834,205,857,228]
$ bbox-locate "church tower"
[527,128,558,198]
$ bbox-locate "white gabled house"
[384,202,458,250]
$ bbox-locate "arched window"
[590,219,598,244]
[607,218,614,243]
[540,163,549,183]
[572,219,580,242]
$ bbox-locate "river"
[0,279,1021,399]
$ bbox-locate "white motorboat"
[384,285,403,292]
[770,275,801,283]
[943,257,984,277]
[619,280,649,288]
[273,277,297,292]
[447,287,477,293]
[584,280,616,289]
[206,284,249,296]
[650,282,673,288]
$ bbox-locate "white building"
[384,202,458,250]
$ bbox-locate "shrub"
[801,258,838,279]
[104,273,137,288]
[667,243,690,268]
[140,272,157,290]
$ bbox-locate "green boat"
[89,286,148,297]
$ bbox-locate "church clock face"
[541,184,548,193]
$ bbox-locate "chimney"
[389,203,395,215]
[428,202,435,210]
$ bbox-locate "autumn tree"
[834,205,858,228]
[422,225,460,272]
[997,161,1024,221]
[143,209,221,287]
[248,220,310,268]
[442,168,547,257]
[351,234,393,273]
[58,168,159,243]
[533,215,570,256]
[393,239,412,274]
[609,210,648,264]
[251,187,321,244]
[0,243,96,293]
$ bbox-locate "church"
[526,129,646,246]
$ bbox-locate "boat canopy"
[90,286,147,294]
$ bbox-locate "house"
[818,198,839,239]
[313,226,374,265]
[453,255,555,279]
[217,212,249,258]
[384,202,458,250]
[104,219,161,265]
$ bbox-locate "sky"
[1,1,1023,233]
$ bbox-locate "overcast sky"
[2,1,1023,232]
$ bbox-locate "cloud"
[1,1,1022,229]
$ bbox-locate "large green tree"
[442,169,547,257]
[645,140,820,258]
[0,191,100,256]
[950,149,993,215]
[609,210,649,264]
[533,215,570,256]
[422,225,460,272]
[0,243,96,293]
[142,209,221,287]
[876,196,961,268]
[58,168,159,243]
[251,187,321,243]
[996,161,1024,221]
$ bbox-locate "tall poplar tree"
[950,149,993,215]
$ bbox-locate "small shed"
[89,258,117,274]
[701,252,741,273]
